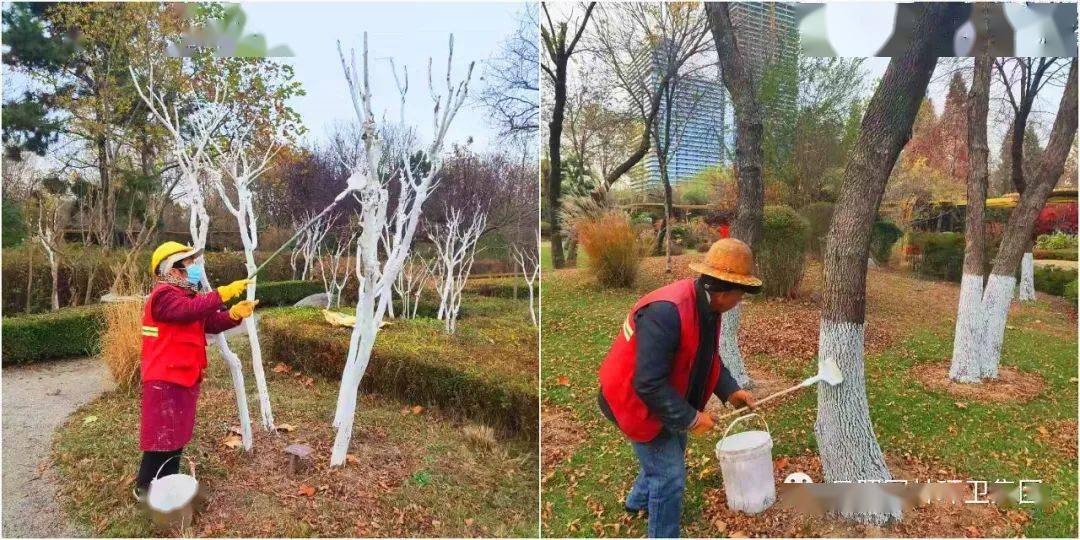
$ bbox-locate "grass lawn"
[541,254,1077,537]
[53,294,538,537]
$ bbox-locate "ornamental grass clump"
[577,211,642,288]
[100,285,144,392]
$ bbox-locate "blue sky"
[241,1,529,152]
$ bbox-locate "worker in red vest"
[597,238,761,537]
[134,241,257,501]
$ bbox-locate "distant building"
[632,2,798,191]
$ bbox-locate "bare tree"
[979,59,1077,379]
[705,2,765,389]
[393,253,434,319]
[512,230,541,326]
[477,3,539,145]
[542,1,596,269]
[317,224,357,308]
[993,57,1071,301]
[812,3,970,524]
[429,206,487,334]
[330,33,473,466]
[31,192,70,311]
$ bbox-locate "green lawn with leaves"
[541,254,1077,537]
[53,294,538,537]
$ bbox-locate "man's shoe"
[624,505,647,517]
[132,486,147,504]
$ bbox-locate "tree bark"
[980,59,1078,378]
[547,54,568,270]
[706,2,765,388]
[949,53,991,384]
[813,3,969,524]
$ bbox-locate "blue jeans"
[626,432,688,538]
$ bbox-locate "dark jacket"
[599,278,741,438]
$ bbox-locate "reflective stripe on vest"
[141,325,159,337]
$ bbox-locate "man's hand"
[688,411,716,435]
[728,389,756,410]
[229,299,259,320]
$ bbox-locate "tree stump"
[283,444,314,475]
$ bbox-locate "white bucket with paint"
[147,456,199,530]
[715,413,776,514]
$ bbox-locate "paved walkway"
[2,357,114,538]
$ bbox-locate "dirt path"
[2,357,115,538]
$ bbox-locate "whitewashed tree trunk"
[318,228,356,308]
[394,254,433,318]
[813,320,900,523]
[1017,252,1035,301]
[979,273,1016,380]
[512,235,540,326]
[328,33,473,466]
[129,65,255,450]
[720,306,752,388]
[949,274,985,383]
[430,207,486,334]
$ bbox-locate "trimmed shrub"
[260,304,537,436]
[908,232,965,282]
[1036,232,1078,250]
[799,202,834,258]
[1033,248,1078,261]
[2,198,27,247]
[1033,266,1077,297]
[1035,202,1077,235]
[757,205,809,297]
[2,305,106,365]
[577,212,642,288]
[1064,279,1078,304]
[246,280,326,307]
[869,221,903,265]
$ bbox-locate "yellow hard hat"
[150,241,201,276]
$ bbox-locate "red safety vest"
[141,283,209,387]
[598,278,722,442]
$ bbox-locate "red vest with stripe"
[141,283,208,387]
[598,278,722,442]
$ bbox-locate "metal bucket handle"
[721,412,771,441]
[153,455,196,482]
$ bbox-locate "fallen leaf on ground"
[83,416,98,425]
[297,484,316,497]
[411,405,424,415]
[775,456,790,469]
[465,518,475,527]
[276,423,296,433]
[1036,426,1049,436]
[222,435,243,449]
[346,454,360,465]
[955,401,968,409]
[556,376,570,386]
[272,363,291,373]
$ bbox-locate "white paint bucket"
[147,456,199,530]
[715,413,776,514]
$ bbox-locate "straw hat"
[688,238,762,288]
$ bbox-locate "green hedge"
[260,303,537,437]
[1064,279,1078,304]
[2,245,296,315]
[243,280,325,307]
[869,220,903,265]
[758,205,809,297]
[908,232,965,282]
[1033,248,1078,261]
[1,305,106,365]
[799,202,834,259]
[1033,267,1078,297]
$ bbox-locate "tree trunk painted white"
[329,33,473,466]
[393,254,432,318]
[979,273,1015,380]
[129,64,255,450]
[512,236,540,326]
[318,228,356,309]
[949,273,985,383]
[430,207,487,334]
[211,133,281,432]
[813,320,900,524]
[1017,252,1035,302]
[720,305,752,388]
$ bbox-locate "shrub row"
[260,305,537,437]
[3,279,323,365]
[906,231,965,282]
[1033,248,1078,261]
[1033,267,1078,297]
[757,205,808,297]
[2,245,296,315]
[1,305,106,365]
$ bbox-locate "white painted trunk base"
[1017,252,1035,302]
[813,320,900,525]
[720,305,752,388]
[948,274,985,384]
[980,274,1015,380]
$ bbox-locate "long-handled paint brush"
[715,356,844,422]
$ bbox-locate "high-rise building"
[633,2,798,191]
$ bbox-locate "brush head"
[817,357,844,386]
